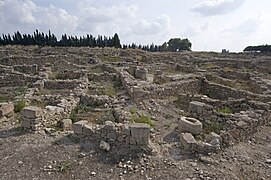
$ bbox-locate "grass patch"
[217,106,232,114]
[204,122,224,134]
[14,99,27,113]
[96,110,115,124]
[130,111,153,127]
[56,161,71,173]
[222,66,234,72]
[69,104,93,123]
[99,55,120,62]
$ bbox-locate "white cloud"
[192,0,246,16]
[0,0,78,35]
[184,22,210,36]
[77,4,137,35]
[132,15,171,35]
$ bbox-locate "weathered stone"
[178,116,202,135]
[121,124,131,135]
[189,101,205,114]
[60,119,72,130]
[135,67,148,80]
[72,120,88,134]
[180,133,198,150]
[196,142,217,153]
[129,137,137,145]
[136,137,148,145]
[82,124,94,136]
[21,106,42,119]
[21,119,31,128]
[130,123,150,138]
[104,121,116,131]
[0,103,14,117]
[107,132,117,140]
[99,140,110,151]
[205,132,222,144]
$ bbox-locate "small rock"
[265,159,271,164]
[91,171,96,176]
[99,140,110,151]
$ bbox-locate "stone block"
[72,120,88,134]
[21,106,42,119]
[135,67,148,80]
[178,116,202,135]
[129,137,137,145]
[82,124,94,136]
[189,101,207,114]
[104,121,116,131]
[196,142,217,153]
[106,132,117,140]
[121,124,131,136]
[136,137,149,145]
[60,119,72,130]
[21,119,31,129]
[128,66,137,76]
[0,103,14,117]
[180,133,198,150]
[130,123,150,138]
[205,132,222,144]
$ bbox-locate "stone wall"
[87,72,118,82]
[13,64,38,75]
[73,120,150,148]
[56,70,85,80]
[0,72,40,87]
[44,80,81,90]
[21,96,79,131]
[120,70,201,100]
[201,79,271,102]
[188,101,270,145]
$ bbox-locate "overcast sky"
[0,0,271,52]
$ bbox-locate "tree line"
[244,45,271,53]
[0,30,192,52]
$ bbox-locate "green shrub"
[217,107,232,114]
[130,111,153,127]
[14,99,26,113]
[96,110,115,124]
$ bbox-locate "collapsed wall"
[201,79,271,102]
[73,120,150,148]
[188,101,270,145]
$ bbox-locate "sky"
[0,0,271,52]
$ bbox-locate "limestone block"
[21,106,42,119]
[178,116,202,135]
[136,137,148,145]
[189,101,205,114]
[129,137,137,145]
[21,119,31,129]
[180,133,198,150]
[0,103,14,117]
[196,142,217,153]
[60,119,72,130]
[104,121,116,131]
[135,67,148,80]
[121,124,131,136]
[106,132,117,140]
[205,132,222,144]
[72,120,88,134]
[82,124,94,136]
[128,66,137,76]
[130,123,150,138]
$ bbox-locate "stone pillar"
[21,106,42,131]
